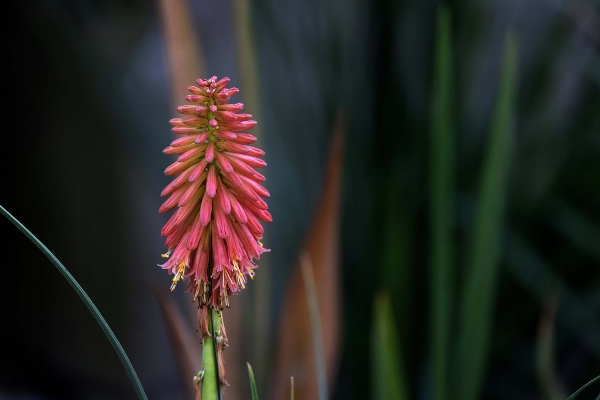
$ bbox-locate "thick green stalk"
[429,6,454,400]
[202,309,223,400]
[0,205,147,400]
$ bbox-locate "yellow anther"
[170,262,187,292]
[258,241,264,247]
[161,251,171,258]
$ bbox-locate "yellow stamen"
[170,262,187,291]
[161,250,172,258]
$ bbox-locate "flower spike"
[159,77,270,350]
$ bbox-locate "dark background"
[2,0,599,399]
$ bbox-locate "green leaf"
[247,363,259,400]
[429,6,454,400]
[371,292,408,400]
[0,205,147,400]
[457,31,518,400]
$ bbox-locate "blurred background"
[2,0,599,399]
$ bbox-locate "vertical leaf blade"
[247,363,260,400]
[157,0,205,107]
[429,6,454,400]
[301,253,329,400]
[272,115,344,400]
[371,292,408,400]
[457,31,518,400]
[231,0,269,389]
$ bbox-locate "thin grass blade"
[153,285,203,399]
[429,6,454,400]
[272,115,344,400]
[566,375,600,400]
[371,292,408,400]
[300,253,329,400]
[157,0,205,107]
[457,31,518,400]
[535,291,566,400]
[231,1,269,389]
[247,363,259,400]
[231,0,272,391]
[290,377,295,400]
[0,205,148,400]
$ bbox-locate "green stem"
[566,375,600,400]
[0,205,147,400]
[202,308,223,400]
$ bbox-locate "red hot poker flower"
[159,76,270,312]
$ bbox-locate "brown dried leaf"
[272,112,345,400]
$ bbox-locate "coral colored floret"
[159,76,270,312]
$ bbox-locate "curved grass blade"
[0,205,147,400]
[566,375,600,400]
[247,363,259,400]
[429,6,454,400]
[301,253,329,400]
[535,291,566,400]
[371,292,408,400]
[457,31,518,400]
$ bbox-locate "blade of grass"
[300,253,329,400]
[566,375,600,400]
[157,0,205,107]
[0,205,147,400]
[371,292,408,400]
[231,0,269,388]
[153,285,203,399]
[272,115,344,400]
[247,363,259,400]
[429,6,454,400]
[232,0,262,143]
[535,290,566,400]
[508,233,600,352]
[290,377,295,400]
[457,31,518,400]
